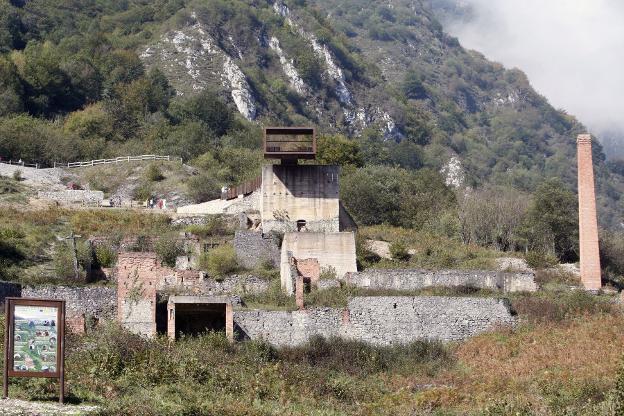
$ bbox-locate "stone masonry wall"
[345,269,537,293]
[38,190,104,204]
[233,230,280,269]
[234,296,514,347]
[22,285,116,319]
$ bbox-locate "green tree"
[402,70,427,100]
[518,178,578,261]
[317,134,363,167]
[169,90,234,136]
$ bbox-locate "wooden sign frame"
[3,298,65,403]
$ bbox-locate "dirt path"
[0,399,97,415]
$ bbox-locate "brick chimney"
[577,134,601,290]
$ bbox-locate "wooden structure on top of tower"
[263,127,316,160]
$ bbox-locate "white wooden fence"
[54,155,182,168]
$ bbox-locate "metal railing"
[56,155,182,168]
[222,176,262,200]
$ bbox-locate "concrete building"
[577,134,602,291]
[261,164,340,234]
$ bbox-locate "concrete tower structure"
[577,134,601,291]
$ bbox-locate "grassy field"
[1,280,622,415]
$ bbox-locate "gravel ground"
[0,399,98,415]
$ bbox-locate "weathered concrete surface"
[234,296,514,347]
[577,134,602,290]
[280,232,357,294]
[345,269,537,293]
[261,164,340,234]
[176,191,259,215]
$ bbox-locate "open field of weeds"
[1,288,622,416]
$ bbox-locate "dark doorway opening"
[174,303,226,339]
[155,293,168,335]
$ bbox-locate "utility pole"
[60,231,82,280]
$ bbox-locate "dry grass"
[436,313,624,413]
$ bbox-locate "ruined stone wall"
[38,190,104,204]
[233,230,280,269]
[201,275,270,296]
[261,164,340,234]
[345,269,537,293]
[280,232,357,293]
[22,285,116,319]
[233,296,514,347]
[116,252,271,336]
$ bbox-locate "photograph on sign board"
[12,305,58,373]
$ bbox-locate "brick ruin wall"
[116,252,270,336]
[21,285,117,320]
[233,230,280,269]
[234,296,514,347]
[345,269,537,293]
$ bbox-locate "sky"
[442,0,624,146]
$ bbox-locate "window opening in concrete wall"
[174,303,226,339]
[296,219,307,232]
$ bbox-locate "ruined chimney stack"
[576,134,601,291]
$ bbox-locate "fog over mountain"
[432,0,624,158]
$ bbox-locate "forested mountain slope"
[0,0,622,229]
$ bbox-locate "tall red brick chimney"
[577,134,601,290]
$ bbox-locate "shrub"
[524,251,558,269]
[319,265,337,280]
[198,244,238,278]
[185,216,229,237]
[132,182,152,201]
[12,168,22,181]
[145,163,164,181]
[95,244,117,268]
[186,173,220,203]
[390,241,410,261]
[155,236,183,267]
[511,290,616,323]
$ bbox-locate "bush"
[145,163,164,181]
[524,251,559,269]
[133,182,152,201]
[198,244,238,278]
[155,236,182,267]
[12,168,22,181]
[511,290,616,323]
[389,241,410,261]
[320,265,337,280]
[51,239,92,281]
[95,244,117,268]
[186,173,221,203]
[185,216,229,237]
